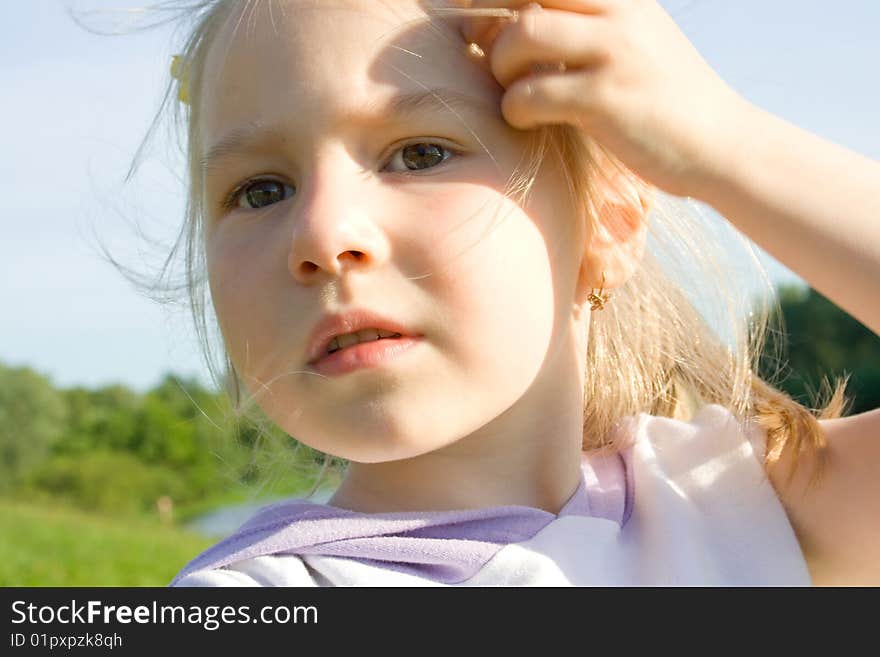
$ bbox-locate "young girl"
[141,0,880,585]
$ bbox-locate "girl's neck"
[328,454,584,515]
[327,376,587,515]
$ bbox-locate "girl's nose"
[286,170,390,284]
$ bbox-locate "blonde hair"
[98,0,850,497]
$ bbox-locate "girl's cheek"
[417,184,501,232]
[206,218,265,276]
[206,236,251,312]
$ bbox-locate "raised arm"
[693,100,880,339]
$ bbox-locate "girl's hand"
[459,0,755,199]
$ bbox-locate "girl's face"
[200,0,588,464]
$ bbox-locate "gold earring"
[587,272,611,311]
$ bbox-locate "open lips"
[326,328,403,355]
[307,310,418,364]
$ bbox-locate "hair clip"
[170,54,190,105]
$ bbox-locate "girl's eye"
[227,179,295,210]
[385,142,454,173]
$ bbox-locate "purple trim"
[171,453,631,586]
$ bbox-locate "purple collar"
[171,451,633,585]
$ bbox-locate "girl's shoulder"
[631,403,880,585]
[608,403,811,583]
[616,402,773,488]
[621,402,799,523]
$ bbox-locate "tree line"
[0,368,324,518]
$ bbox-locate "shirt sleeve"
[619,403,812,585]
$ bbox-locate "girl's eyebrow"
[200,87,497,175]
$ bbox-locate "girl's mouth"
[309,336,423,376]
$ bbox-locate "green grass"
[0,500,215,586]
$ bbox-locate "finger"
[459,0,609,52]
[459,8,516,52]
[490,6,610,89]
[468,0,611,13]
[464,19,507,62]
[501,69,598,130]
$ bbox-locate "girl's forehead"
[199,0,492,144]
[202,0,473,93]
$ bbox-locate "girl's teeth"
[336,332,365,350]
[327,329,403,354]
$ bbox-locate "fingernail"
[513,3,542,22]
[467,42,485,59]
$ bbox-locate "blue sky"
[3,0,879,394]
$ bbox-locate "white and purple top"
[171,404,811,586]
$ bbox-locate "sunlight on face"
[199,0,584,463]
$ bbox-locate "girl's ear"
[573,172,652,313]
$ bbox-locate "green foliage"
[0,364,67,491]
[59,384,141,455]
[24,451,190,516]
[0,362,326,517]
[759,284,880,414]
